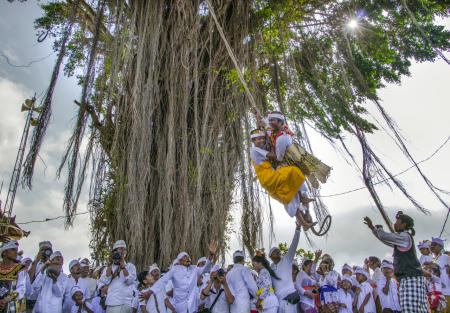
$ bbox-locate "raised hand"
[363,217,374,230]
[207,240,217,256]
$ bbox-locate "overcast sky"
[1,1,449,273]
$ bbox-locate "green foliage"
[276,242,316,264]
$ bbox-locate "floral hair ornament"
[255,248,265,257]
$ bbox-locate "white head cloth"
[69,260,80,270]
[211,265,220,272]
[301,257,310,266]
[233,250,245,258]
[50,251,63,261]
[71,286,84,299]
[149,263,160,273]
[355,267,369,280]
[418,242,430,249]
[267,111,285,121]
[177,252,189,261]
[251,130,265,139]
[97,281,106,292]
[21,257,32,264]
[80,258,90,267]
[381,261,394,270]
[39,241,52,249]
[197,257,207,265]
[342,276,353,285]
[269,247,280,257]
[113,240,126,250]
[342,264,353,274]
[292,260,299,267]
[432,237,446,247]
[94,265,103,272]
[1,240,19,253]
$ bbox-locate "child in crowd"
[138,271,159,313]
[71,286,94,313]
[90,283,108,313]
[353,267,376,313]
[377,260,401,313]
[338,276,354,313]
[132,283,144,313]
[423,266,448,312]
[366,256,383,312]
[418,241,434,265]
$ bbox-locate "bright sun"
[349,20,357,28]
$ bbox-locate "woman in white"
[365,256,383,312]
[312,253,339,312]
[294,257,319,313]
[251,251,279,313]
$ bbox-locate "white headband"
[233,251,245,258]
[269,247,280,257]
[251,133,265,139]
[268,113,285,120]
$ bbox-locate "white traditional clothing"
[63,276,91,313]
[98,262,136,308]
[367,267,382,300]
[85,277,97,300]
[377,276,401,312]
[149,259,212,313]
[139,287,167,313]
[31,271,68,313]
[270,228,301,313]
[204,283,234,313]
[433,254,450,297]
[70,302,93,313]
[256,269,278,311]
[90,296,106,313]
[419,254,434,265]
[337,289,353,313]
[294,271,318,313]
[226,263,257,313]
[356,281,376,313]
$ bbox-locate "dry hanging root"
[310,215,332,236]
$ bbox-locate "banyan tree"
[9,0,450,269]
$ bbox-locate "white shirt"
[90,296,106,313]
[426,274,442,293]
[420,254,434,265]
[338,289,354,313]
[371,228,410,248]
[377,277,401,311]
[226,264,257,313]
[263,129,293,162]
[294,271,317,308]
[433,254,450,296]
[139,287,167,313]
[63,276,91,313]
[27,260,46,301]
[150,260,212,313]
[356,282,376,313]
[251,147,269,166]
[70,301,93,313]
[98,262,137,306]
[32,271,68,313]
[271,228,301,300]
[367,268,382,298]
[204,283,233,313]
[86,277,97,300]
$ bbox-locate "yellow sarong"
[253,160,305,206]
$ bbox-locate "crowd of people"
[0,211,448,313]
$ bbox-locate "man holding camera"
[140,240,217,313]
[99,240,137,313]
[25,241,53,313]
[269,222,301,313]
[200,265,235,313]
[226,250,257,313]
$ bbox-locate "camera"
[47,267,59,276]
[311,289,318,294]
[217,269,225,277]
[44,249,52,257]
[113,252,122,259]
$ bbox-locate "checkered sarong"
[399,276,428,313]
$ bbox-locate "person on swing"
[250,128,316,231]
